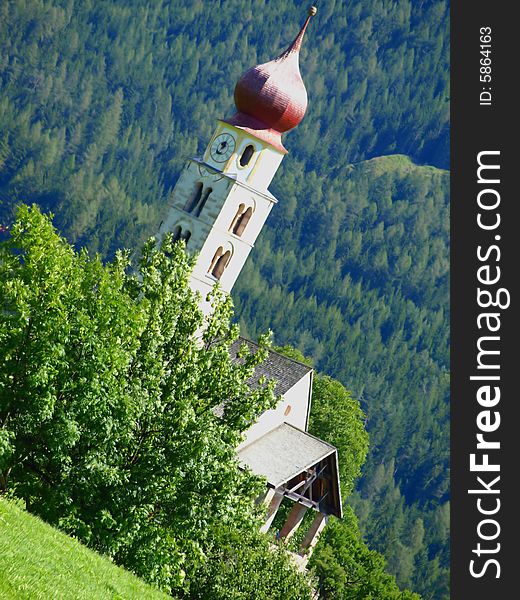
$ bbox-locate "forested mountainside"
[0,0,448,258]
[0,0,449,598]
[233,155,450,599]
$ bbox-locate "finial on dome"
[282,5,317,56]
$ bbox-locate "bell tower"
[158,7,317,315]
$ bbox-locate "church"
[158,6,342,560]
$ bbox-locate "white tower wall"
[159,122,285,316]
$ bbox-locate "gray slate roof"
[229,337,312,396]
[238,422,336,488]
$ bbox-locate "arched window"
[212,250,231,280]
[208,247,231,280]
[230,205,253,237]
[229,204,245,233]
[184,182,203,213]
[172,226,191,246]
[208,247,223,274]
[195,187,212,217]
[172,225,182,242]
[240,145,255,167]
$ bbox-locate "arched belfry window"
[172,225,182,242]
[184,182,203,213]
[184,183,212,217]
[229,204,245,233]
[229,204,253,237]
[208,247,223,273]
[208,247,231,280]
[240,145,255,167]
[195,187,212,217]
[171,225,191,246]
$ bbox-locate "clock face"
[210,133,236,163]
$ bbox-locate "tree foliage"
[275,345,369,500]
[188,525,313,600]
[0,205,313,597]
[270,347,416,599]
[310,506,421,600]
[309,375,369,499]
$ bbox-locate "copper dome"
[224,7,316,150]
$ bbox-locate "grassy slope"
[0,499,170,600]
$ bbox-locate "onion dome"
[224,7,317,153]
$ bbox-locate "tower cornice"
[190,158,278,205]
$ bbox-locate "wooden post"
[256,487,276,506]
[278,502,308,540]
[300,512,328,556]
[260,491,284,533]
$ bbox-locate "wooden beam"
[256,487,276,506]
[279,502,308,540]
[300,512,328,556]
[260,491,284,533]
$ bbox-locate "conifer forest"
[0,1,449,598]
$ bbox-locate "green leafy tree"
[188,526,313,600]
[309,375,369,499]
[273,346,411,598]
[275,346,369,499]
[0,204,299,595]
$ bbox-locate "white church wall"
[187,181,275,294]
[239,370,313,450]
[212,184,275,244]
[158,161,234,248]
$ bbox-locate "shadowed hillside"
[0,0,448,257]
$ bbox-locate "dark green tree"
[309,374,369,499]
[310,507,421,600]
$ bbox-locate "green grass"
[359,154,449,176]
[0,498,171,600]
